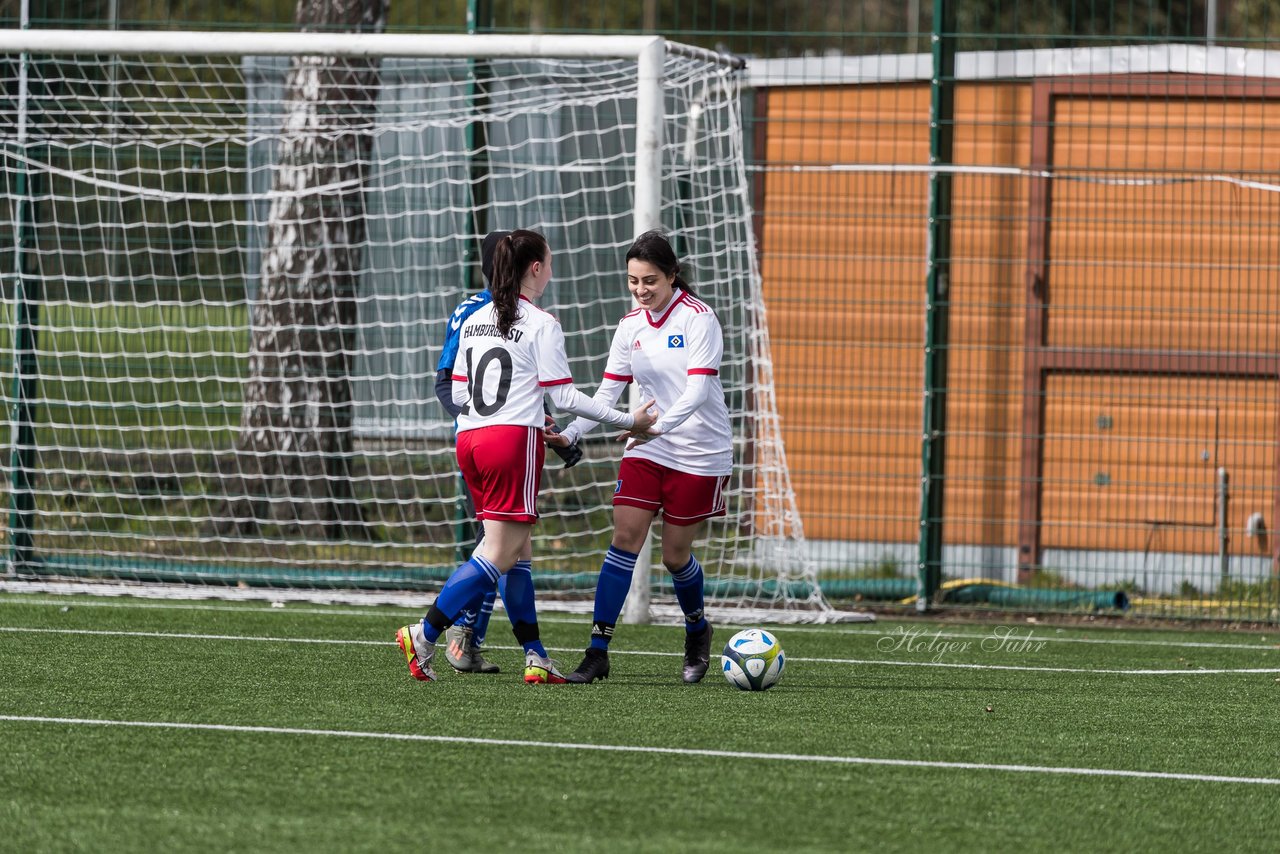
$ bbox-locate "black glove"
[544,417,584,469]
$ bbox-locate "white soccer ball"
[720,628,785,691]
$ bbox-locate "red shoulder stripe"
[683,295,712,314]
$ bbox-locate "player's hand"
[543,415,584,468]
[617,399,660,449]
[622,432,660,451]
[628,398,658,433]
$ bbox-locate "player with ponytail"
[399,229,657,685]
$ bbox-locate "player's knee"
[662,551,693,572]
[477,546,520,574]
[662,542,691,566]
[610,528,648,554]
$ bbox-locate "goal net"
[0,30,837,621]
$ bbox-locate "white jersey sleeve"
[601,318,637,383]
[558,377,628,446]
[537,315,634,429]
[559,320,635,443]
[685,309,723,374]
[651,311,723,436]
[534,318,574,387]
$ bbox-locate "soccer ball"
[720,628,785,691]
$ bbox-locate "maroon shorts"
[456,425,545,524]
[613,457,729,526]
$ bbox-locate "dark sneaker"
[682,624,713,684]
[565,648,611,683]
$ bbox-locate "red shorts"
[456,425,545,524]
[613,457,729,526]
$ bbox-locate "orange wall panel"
[758,77,1279,557]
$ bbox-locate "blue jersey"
[436,289,493,373]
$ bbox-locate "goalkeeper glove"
[544,417,584,469]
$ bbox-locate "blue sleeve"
[435,369,463,419]
[436,291,492,373]
[435,311,464,373]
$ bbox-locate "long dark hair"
[489,229,549,337]
[625,229,692,295]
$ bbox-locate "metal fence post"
[918,0,955,611]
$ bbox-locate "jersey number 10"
[461,346,513,417]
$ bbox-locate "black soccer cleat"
[682,624,713,684]
[565,648,611,683]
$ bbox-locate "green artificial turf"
[2,594,1279,852]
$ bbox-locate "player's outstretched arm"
[547,381,652,431]
[556,376,628,447]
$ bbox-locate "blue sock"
[473,575,506,646]
[504,560,546,657]
[589,546,639,651]
[454,575,506,640]
[455,602,479,630]
[471,591,497,645]
[421,555,500,644]
[670,555,708,634]
[454,514,490,631]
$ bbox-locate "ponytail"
[489,229,549,338]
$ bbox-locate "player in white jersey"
[434,231,585,675]
[550,230,732,684]
[397,230,657,685]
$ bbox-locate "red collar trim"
[645,289,686,329]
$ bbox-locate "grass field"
[2,592,1279,853]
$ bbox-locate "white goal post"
[0,29,848,623]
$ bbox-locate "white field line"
[2,594,1277,653]
[794,655,1280,675]
[2,714,1277,787]
[2,626,1276,676]
[0,582,859,625]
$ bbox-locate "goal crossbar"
[0,29,744,68]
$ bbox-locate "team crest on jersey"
[667,335,684,348]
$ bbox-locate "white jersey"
[452,297,634,435]
[452,298,574,433]
[604,290,732,476]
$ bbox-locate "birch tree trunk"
[223,0,388,539]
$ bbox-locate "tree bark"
[222,0,388,539]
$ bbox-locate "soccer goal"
[0,29,845,622]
